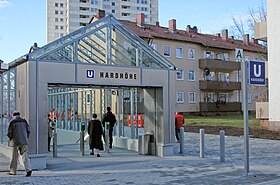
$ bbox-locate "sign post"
[236,48,249,176]
[242,60,249,176]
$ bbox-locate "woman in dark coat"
[88,114,103,157]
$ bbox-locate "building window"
[86,93,91,104]
[91,0,98,4]
[141,0,147,4]
[163,45,171,57]
[176,47,183,58]
[204,92,216,102]
[150,43,157,50]
[55,10,58,14]
[217,72,229,82]
[236,74,242,82]
[188,48,195,59]
[60,18,64,22]
[103,5,110,9]
[60,11,63,15]
[55,18,58,22]
[55,25,58,30]
[141,7,147,11]
[219,93,230,103]
[205,71,216,81]
[189,92,196,103]
[176,69,184,80]
[60,26,64,30]
[112,9,115,13]
[55,2,58,7]
[176,91,184,103]
[60,3,63,7]
[122,13,130,16]
[204,51,214,59]
[104,0,109,1]
[112,2,115,6]
[91,8,98,12]
[216,53,229,61]
[188,70,195,81]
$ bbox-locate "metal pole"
[200,128,204,158]
[80,125,85,156]
[130,88,135,139]
[105,122,110,153]
[179,127,184,154]
[121,89,124,137]
[242,60,249,175]
[117,89,121,137]
[53,119,57,158]
[220,130,225,162]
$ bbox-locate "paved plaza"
[1,132,280,185]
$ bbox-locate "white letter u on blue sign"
[86,70,94,78]
[253,64,261,77]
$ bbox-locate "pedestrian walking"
[175,112,185,142]
[102,107,116,149]
[7,111,32,177]
[88,114,104,157]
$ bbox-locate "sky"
[0,0,266,63]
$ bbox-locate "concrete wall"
[268,0,280,131]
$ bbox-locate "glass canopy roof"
[28,15,175,70]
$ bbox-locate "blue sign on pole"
[249,61,265,85]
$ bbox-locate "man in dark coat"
[102,107,116,149]
[88,114,103,157]
[7,111,32,176]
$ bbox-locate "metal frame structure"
[28,15,173,69]
[0,69,16,144]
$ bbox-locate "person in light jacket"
[7,111,32,177]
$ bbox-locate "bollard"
[220,130,225,162]
[200,128,204,158]
[179,127,184,154]
[80,122,85,156]
[53,118,57,158]
[105,122,110,153]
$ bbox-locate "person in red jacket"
[175,112,185,142]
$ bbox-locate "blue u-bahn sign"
[249,61,265,85]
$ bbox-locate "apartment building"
[123,14,268,114]
[47,0,158,43]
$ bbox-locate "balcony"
[199,80,241,91]
[254,21,267,41]
[199,59,241,71]
[200,102,242,112]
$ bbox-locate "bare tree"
[230,1,267,40]
[230,16,246,40]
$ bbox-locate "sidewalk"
[1,132,280,185]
